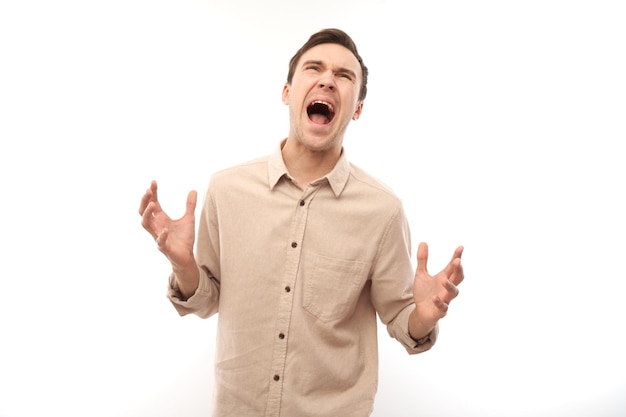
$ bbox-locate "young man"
[139,28,464,417]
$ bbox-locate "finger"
[442,247,464,278]
[450,260,465,286]
[138,181,160,215]
[417,242,429,274]
[138,185,155,215]
[451,245,464,261]
[141,201,158,238]
[433,295,449,317]
[441,278,460,303]
[185,190,198,216]
[151,180,158,201]
[156,227,169,250]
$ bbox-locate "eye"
[337,73,353,81]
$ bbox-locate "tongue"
[310,114,329,124]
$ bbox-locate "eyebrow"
[301,59,358,79]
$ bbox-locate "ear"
[282,83,290,105]
[352,101,364,121]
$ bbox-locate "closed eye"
[303,60,323,72]
[337,73,353,81]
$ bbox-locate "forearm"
[408,308,437,341]
[172,262,200,300]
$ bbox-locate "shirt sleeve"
[387,304,439,354]
[166,266,220,319]
[166,183,221,319]
[370,203,438,355]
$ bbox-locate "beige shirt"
[168,142,437,417]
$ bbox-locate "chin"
[302,136,339,153]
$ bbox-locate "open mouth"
[307,100,335,125]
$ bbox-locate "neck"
[281,138,341,188]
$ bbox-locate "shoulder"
[209,155,269,188]
[348,162,402,202]
[341,162,408,225]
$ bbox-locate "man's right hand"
[139,180,199,297]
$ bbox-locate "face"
[282,43,364,154]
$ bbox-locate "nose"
[318,71,336,91]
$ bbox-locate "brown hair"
[286,28,368,101]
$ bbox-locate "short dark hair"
[286,28,368,101]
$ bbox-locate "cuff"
[166,267,218,318]
[388,304,438,355]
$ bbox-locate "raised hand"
[139,180,198,270]
[410,242,464,339]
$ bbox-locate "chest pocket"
[302,254,370,323]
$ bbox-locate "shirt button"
[278,333,285,339]
[299,200,305,206]
[291,242,297,248]
[274,375,280,381]
[284,286,291,293]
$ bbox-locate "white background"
[1,1,625,416]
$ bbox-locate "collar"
[267,140,351,197]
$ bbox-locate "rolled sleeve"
[387,304,438,354]
[166,266,220,319]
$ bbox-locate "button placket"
[265,186,320,416]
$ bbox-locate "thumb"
[417,242,429,274]
[185,190,198,216]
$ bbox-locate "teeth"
[312,100,334,112]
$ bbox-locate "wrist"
[408,308,436,341]
[172,262,200,300]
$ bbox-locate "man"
[139,28,464,417]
